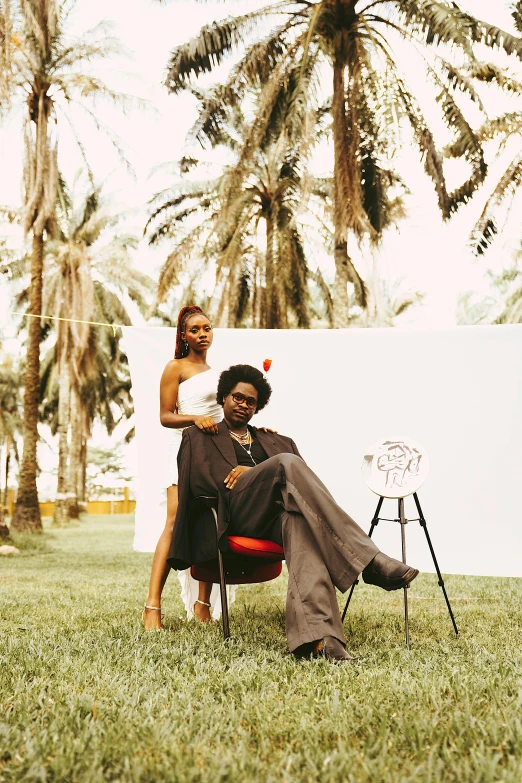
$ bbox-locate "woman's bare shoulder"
[161,359,183,381]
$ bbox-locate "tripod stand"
[342,492,459,648]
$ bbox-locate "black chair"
[189,497,284,639]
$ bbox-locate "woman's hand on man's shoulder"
[194,415,219,435]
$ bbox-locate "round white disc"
[361,437,429,499]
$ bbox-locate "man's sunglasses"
[230,392,257,408]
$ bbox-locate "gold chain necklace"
[229,430,257,465]
[230,430,251,445]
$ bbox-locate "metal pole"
[211,507,230,640]
[413,493,458,636]
[342,496,384,622]
[399,497,410,649]
[217,549,230,639]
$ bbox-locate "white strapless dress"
[166,369,236,620]
[166,369,223,485]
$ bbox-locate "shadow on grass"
[3,529,57,555]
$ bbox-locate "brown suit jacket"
[166,419,302,569]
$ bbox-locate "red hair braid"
[175,305,208,359]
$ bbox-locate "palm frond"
[145,180,219,235]
[217,36,307,219]
[474,112,522,145]
[51,25,125,71]
[424,61,487,211]
[164,7,277,94]
[92,282,132,327]
[395,78,451,218]
[512,2,522,34]
[312,268,334,328]
[395,0,476,54]
[471,153,522,254]
[435,57,485,111]
[467,62,522,96]
[468,15,522,60]
[58,101,134,176]
[187,25,295,148]
[155,221,212,305]
[55,73,147,113]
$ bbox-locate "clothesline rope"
[13,312,122,336]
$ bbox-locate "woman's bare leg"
[143,485,178,630]
[193,580,213,623]
[143,485,212,629]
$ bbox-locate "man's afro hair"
[217,364,272,412]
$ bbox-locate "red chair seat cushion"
[227,536,284,560]
[191,560,282,585]
[190,537,284,585]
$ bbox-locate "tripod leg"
[413,493,458,636]
[399,497,410,649]
[341,497,383,623]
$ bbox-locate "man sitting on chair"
[167,364,419,663]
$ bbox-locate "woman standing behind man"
[142,305,222,630]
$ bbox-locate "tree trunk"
[0,442,5,526]
[226,267,240,328]
[332,53,351,329]
[66,384,81,519]
[53,339,71,526]
[368,249,382,326]
[11,233,44,532]
[275,233,288,329]
[4,449,10,519]
[258,257,268,328]
[213,267,229,327]
[265,213,278,328]
[78,420,88,511]
[0,444,11,538]
[251,268,258,328]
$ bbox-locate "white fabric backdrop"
[123,324,522,579]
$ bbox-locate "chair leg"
[217,549,230,640]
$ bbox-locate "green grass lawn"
[1,514,521,783]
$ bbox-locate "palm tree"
[40,323,135,516]
[1,1,137,531]
[159,0,522,327]
[147,97,328,328]
[35,181,153,524]
[0,359,21,525]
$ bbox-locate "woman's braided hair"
[174,305,209,359]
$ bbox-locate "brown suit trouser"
[228,453,379,652]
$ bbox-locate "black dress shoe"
[362,552,419,591]
[313,636,357,664]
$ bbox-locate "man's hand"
[224,465,252,489]
[194,415,219,434]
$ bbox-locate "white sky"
[1,0,521,494]
[1,0,521,332]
